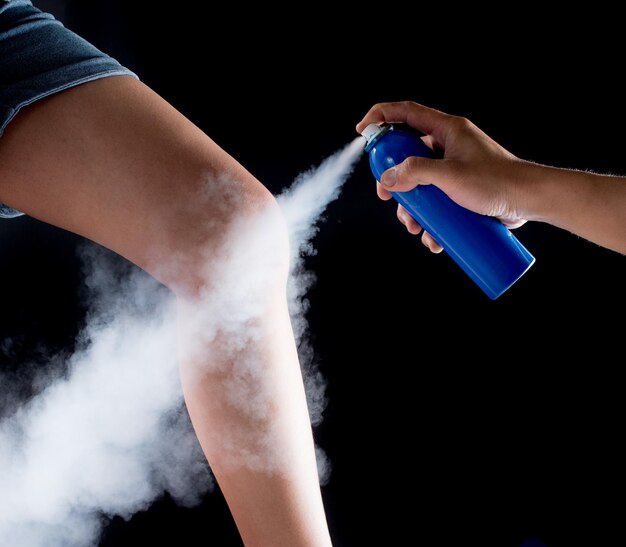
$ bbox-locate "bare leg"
[0,76,331,547]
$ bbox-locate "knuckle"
[450,115,475,132]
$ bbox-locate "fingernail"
[381,168,397,188]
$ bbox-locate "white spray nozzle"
[361,123,391,149]
[361,123,383,143]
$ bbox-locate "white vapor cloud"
[0,250,212,546]
[0,137,364,545]
[279,137,364,423]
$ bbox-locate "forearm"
[520,162,626,254]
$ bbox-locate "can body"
[367,126,535,299]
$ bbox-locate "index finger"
[355,101,451,139]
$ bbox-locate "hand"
[356,101,531,253]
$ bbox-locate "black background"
[1,2,625,546]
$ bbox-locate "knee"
[143,164,290,300]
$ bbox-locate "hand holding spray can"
[362,123,535,299]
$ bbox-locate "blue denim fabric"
[0,0,138,218]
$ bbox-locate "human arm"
[356,101,626,255]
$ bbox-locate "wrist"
[514,161,595,225]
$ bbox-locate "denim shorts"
[0,0,138,218]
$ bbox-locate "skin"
[0,76,332,547]
[356,101,626,255]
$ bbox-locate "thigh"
[0,76,261,286]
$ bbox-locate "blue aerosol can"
[362,123,535,299]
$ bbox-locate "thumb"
[380,156,447,192]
